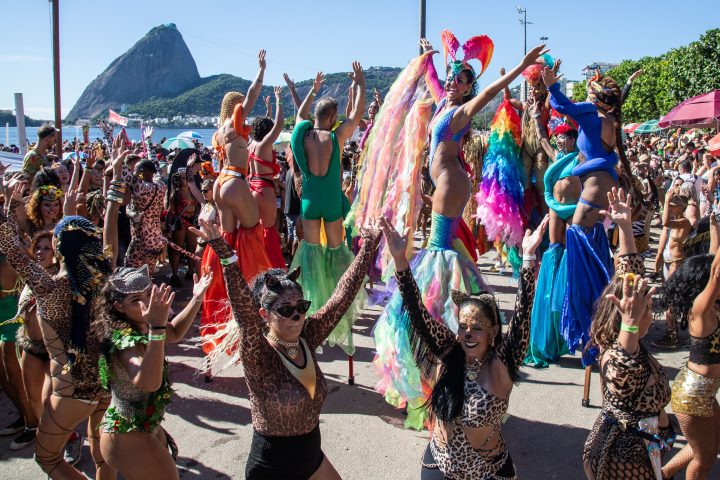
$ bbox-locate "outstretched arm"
[165,271,211,343]
[621,69,643,104]
[259,87,285,147]
[304,225,380,349]
[500,67,524,111]
[419,39,444,105]
[297,72,323,123]
[335,62,366,144]
[456,44,548,125]
[283,73,302,110]
[691,242,720,335]
[242,49,267,115]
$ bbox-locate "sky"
[1,0,718,119]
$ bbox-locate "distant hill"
[127,67,403,119]
[0,110,44,128]
[66,24,200,122]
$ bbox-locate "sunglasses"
[272,300,312,318]
[201,189,210,193]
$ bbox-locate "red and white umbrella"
[623,123,641,133]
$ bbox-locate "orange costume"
[201,101,271,355]
[248,150,285,268]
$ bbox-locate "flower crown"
[38,185,63,202]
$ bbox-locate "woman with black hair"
[191,217,380,480]
[166,167,200,286]
[248,85,285,268]
[379,215,545,480]
[658,215,720,478]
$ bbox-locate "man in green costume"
[289,62,366,355]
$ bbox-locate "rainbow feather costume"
[476,97,526,249]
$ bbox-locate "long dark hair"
[428,297,505,423]
[655,254,713,330]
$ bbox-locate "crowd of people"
[0,32,719,480]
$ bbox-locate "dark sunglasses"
[272,300,312,318]
[201,189,210,193]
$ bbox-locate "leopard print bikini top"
[460,378,508,429]
[689,315,720,366]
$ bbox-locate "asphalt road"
[1,227,718,479]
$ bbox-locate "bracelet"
[148,332,166,342]
[310,91,316,97]
[219,254,239,266]
[522,254,536,261]
[620,323,640,333]
[149,325,167,330]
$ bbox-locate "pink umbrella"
[659,90,720,129]
[709,133,720,156]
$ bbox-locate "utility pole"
[50,0,62,154]
[419,0,426,55]
[517,6,532,101]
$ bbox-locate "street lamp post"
[517,6,533,101]
[419,0,426,55]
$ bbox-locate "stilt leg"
[348,355,355,385]
[582,365,592,407]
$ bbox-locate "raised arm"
[419,39,445,105]
[335,62,366,144]
[259,86,285,147]
[304,226,380,349]
[691,242,720,336]
[455,44,548,125]
[532,100,557,160]
[496,216,546,369]
[621,69,643,105]
[165,271,211,343]
[283,73,302,110]
[242,49,266,115]
[500,67,524,111]
[297,72,324,123]
[185,155,204,205]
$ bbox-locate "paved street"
[1,228,719,479]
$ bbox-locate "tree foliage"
[570,29,720,123]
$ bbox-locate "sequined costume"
[207,231,378,477]
[394,263,536,479]
[583,254,674,479]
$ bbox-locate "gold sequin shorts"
[671,365,720,417]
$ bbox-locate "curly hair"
[28,230,54,259]
[655,254,713,330]
[589,277,626,351]
[250,268,303,309]
[30,167,61,191]
[85,190,105,223]
[250,117,275,142]
[26,186,62,233]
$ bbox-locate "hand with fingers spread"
[312,72,325,94]
[143,284,175,330]
[541,65,563,88]
[358,218,381,244]
[522,214,549,256]
[523,44,549,68]
[420,38,438,55]
[379,217,410,271]
[552,58,562,75]
[258,49,267,71]
[283,73,295,89]
[599,187,633,230]
[349,62,365,87]
[606,275,655,328]
[189,218,222,243]
[274,86,283,100]
[192,268,213,300]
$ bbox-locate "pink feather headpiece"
[440,30,494,80]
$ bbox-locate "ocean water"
[1,126,218,146]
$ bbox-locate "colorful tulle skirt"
[524,243,569,368]
[561,223,613,365]
[290,241,366,355]
[373,212,488,429]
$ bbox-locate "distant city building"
[581,62,618,80]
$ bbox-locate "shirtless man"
[288,62,366,355]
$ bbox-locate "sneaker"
[651,330,679,350]
[64,431,84,466]
[0,417,25,436]
[9,428,36,450]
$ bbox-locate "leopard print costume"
[583,253,673,479]
[208,230,379,436]
[122,166,167,272]
[0,206,102,401]
[396,266,537,480]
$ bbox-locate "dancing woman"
[372,33,547,428]
[249,86,286,268]
[658,219,720,479]
[583,188,675,479]
[166,167,200,286]
[380,216,545,479]
[192,218,380,479]
[25,185,63,237]
[524,117,580,367]
[0,201,114,478]
[541,67,629,358]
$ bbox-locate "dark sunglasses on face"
[273,300,312,318]
[201,189,210,193]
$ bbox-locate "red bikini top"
[249,150,280,177]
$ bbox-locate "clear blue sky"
[1,0,718,119]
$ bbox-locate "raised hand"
[522,214,549,255]
[600,187,632,229]
[349,61,365,86]
[189,218,222,243]
[523,44,549,67]
[499,67,506,76]
[187,153,197,168]
[258,49,267,70]
[274,85,283,99]
[143,284,175,329]
[541,65,562,88]
[628,69,644,83]
[264,95,271,110]
[192,267,213,300]
[0,162,9,177]
[358,218,381,243]
[605,274,655,326]
[552,58,562,75]
[420,38,438,55]
[379,217,409,266]
[283,73,296,89]
[313,71,325,93]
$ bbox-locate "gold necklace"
[265,332,300,359]
[465,356,487,381]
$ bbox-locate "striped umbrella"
[633,119,661,134]
[623,123,641,133]
[162,137,196,150]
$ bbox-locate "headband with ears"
[451,289,500,326]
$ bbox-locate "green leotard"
[543,150,579,221]
[290,120,349,222]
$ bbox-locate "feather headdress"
[440,30,494,79]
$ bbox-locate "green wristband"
[620,323,640,334]
[148,333,166,342]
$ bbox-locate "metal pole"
[523,10,527,55]
[14,93,27,155]
[51,0,62,154]
[419,0,426,55]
